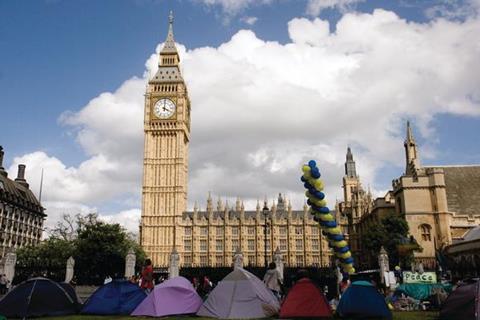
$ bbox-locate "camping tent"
[82,279,147,315]
[337,280,392,319]
[0,277,80,318]
[440,280,480,320]
[197,268,280,319]
[131,276,202,317]
[395,283,452,300]
[280,277,332,318]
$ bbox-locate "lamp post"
[263,201,269,268]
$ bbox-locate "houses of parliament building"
[139,13,332,269]
[139,13,480,270]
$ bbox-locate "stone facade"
[0,146,45,259]
[140,14,331,269]
[140,12,191,267]
[339,122,480,269]
[177,194,332,268]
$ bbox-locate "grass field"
[34,311,439,320]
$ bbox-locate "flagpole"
[39,168,44,203]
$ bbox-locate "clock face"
[153,98,176,119]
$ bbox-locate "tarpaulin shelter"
[131,276,202,317]
[395,283,452,300]
[279,277,332,318]
[440,280,480,320]
[337,280,392,319]
[0,277,80,318]
[197,268,280,319]
[81,279,147,315]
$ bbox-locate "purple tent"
[197,268,280,319]
[131,276,202,317]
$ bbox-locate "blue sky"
[1,0,479,232]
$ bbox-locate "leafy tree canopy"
[360,213,420,268]
[16,213,145,285]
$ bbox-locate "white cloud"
[196,0,272,18]
[425,0,480,20]
[241,16,258,25]
[100,209,141,234]
[306,0,365,16]
[12,8,480,234]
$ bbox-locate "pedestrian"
[263,262,282,300]
[202,276,213,297]
[140,259,154,294]
[0,274,6,295]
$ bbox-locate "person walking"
[0,274,7,295]
[140,259,154,294]
[263,262,282,300]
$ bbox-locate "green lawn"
[34,311,439,320]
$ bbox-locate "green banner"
[403,271,437,284]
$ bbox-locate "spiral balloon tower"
[301,160,355,274]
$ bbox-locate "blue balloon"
[300,176,306,182]
[314,191,325,199]
[319,206,330,214]
[334,246,350,253]
[311,170,320,179]
[328,233,344,241]
[341,257,354,264]
[308,160,317,168]
[319,220,337,228]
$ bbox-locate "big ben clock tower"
[140,12,191,267]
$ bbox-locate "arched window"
[420,224,432,241]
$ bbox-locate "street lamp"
[263,201,269,268]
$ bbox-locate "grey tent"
[440,280,480,320]
[197,268,280,319]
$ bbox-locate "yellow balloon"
[302,165,311,173]
[338,252,352,259]
[332,240,348,248]
[315,199,327,207]
[327,227,342,235]
[314,179,324,190]
[319,214,334,222]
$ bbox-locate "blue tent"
[81,279,147,315]
[0,277,80,318]
[337,281,392,319]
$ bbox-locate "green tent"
[395,283,452,300]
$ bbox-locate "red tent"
[280,278,333,318]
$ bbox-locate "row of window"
[184,238,322,252]
[184,226,320,236]
[181,254,324,267]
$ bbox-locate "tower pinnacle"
[345,147,357,178]
[404,121,420,175]
[160,10,179,57]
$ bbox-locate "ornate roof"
[150,66,182,83]
[427,165,480,216]
[0,170,45,216]
[161,11,178,55]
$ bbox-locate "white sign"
[403,271,437,284]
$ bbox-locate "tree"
[15,237,75,283]
[360,213,419,269]
[17,213,146,285]
[74,215,145,285]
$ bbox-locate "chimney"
[0,146,6,177]
[15,164,29,188]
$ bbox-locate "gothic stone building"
[0,146,45,258]
[140,14,331,268]
[338,122,480,269]
[178,194,331,268]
